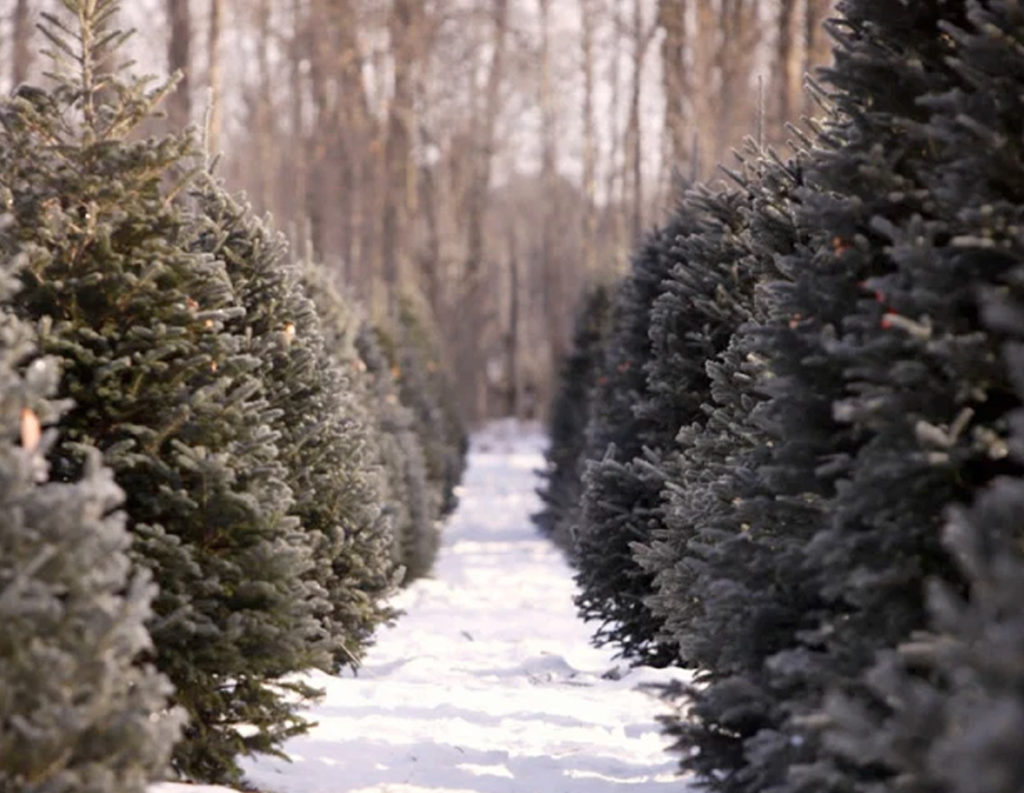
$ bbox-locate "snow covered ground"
[154,420,690,793]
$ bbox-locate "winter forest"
[3,0,1024,792]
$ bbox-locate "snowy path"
[160,421,688,793]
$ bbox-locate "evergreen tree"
[633,183,762,657]
[0,260,182,793]
[817,5,1024,792]
[574,209,703,666]
[354,321,437,583]
[534,283,612,555]
[668,2,1021,791]
[378,293,467,522]
[0,3,322,780]
[300,261,437,585]
[636,154,814,792]
[191,184,397,668]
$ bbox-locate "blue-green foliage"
[0,1,429,783]
[534,283,612,555]
[551,2,1024,792]
[0,258,183,793]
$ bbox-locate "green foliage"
[572,212,709,667]
[191,185,397,671]
[557,4,1024,793]
[378,292,468,526]
[0,260,182,793]
[354,322,437,583]
[301,263,437,586]
[0,3,330,781]
[534,283,612,555]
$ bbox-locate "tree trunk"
[334,0,367,288]
[803,0,834,116]
[382,0,420,320]
[166,0,192,129]
[465,0,509,279]
[626,0,656,242]
[538,0,565,362]
[774,0,798,129]
[207,0,224,152]
[658,0,688,175]
[506,224,521,418]
[12,0,32,87]
[692,0,715,177]
[579,0,598,276]
[255,0,275,215]
[308,0,330,262]
[460,0,510,420]
[605,0,626,272]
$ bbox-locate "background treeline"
[0,1,464,788]
[4,0,835,425]
[538,1,1024,792]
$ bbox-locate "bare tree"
[459,0,510,417]
[773,0,798,128]
[165,0,192,129]
[658,0,688,173]
[803,0,834,112]
[381,0,421,317]
[579,0,598,276]
[537,0,566,361]
[206,0,224,152]
[625,0,657,241]
[12,0,33,87]
[465,0,509,280]
[604,0,628,273]
[506,223,521,417]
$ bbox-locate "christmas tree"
[352,320,437,583]
[0,257,182,792]
[534,283,612,555]
[0,2,323,780]
[190,182,397,670]
[574,211,702,666]
[818,4,1024,792]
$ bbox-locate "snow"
[155,419,691,793]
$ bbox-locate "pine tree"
[0,259,182,793]
[0,3,323,780]
[534,283,612,555]
[191,184,398,668]
[633,184,761,653]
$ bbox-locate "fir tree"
[574,210,703,666]
[534,283,612,555]
[633,184,762,656]
[0,3,322,780]
[0,259,182,793]
[301,261,437,585]
[353,321,437,583]
[378,292,467,523]
[817,5,1024,792]
[672,2,1020,791]
[191,184,397,668]
[637,153,814,792]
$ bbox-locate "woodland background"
[0,0,833,422]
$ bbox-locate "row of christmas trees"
[0,1,465,788]
[539,2,1024,792]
